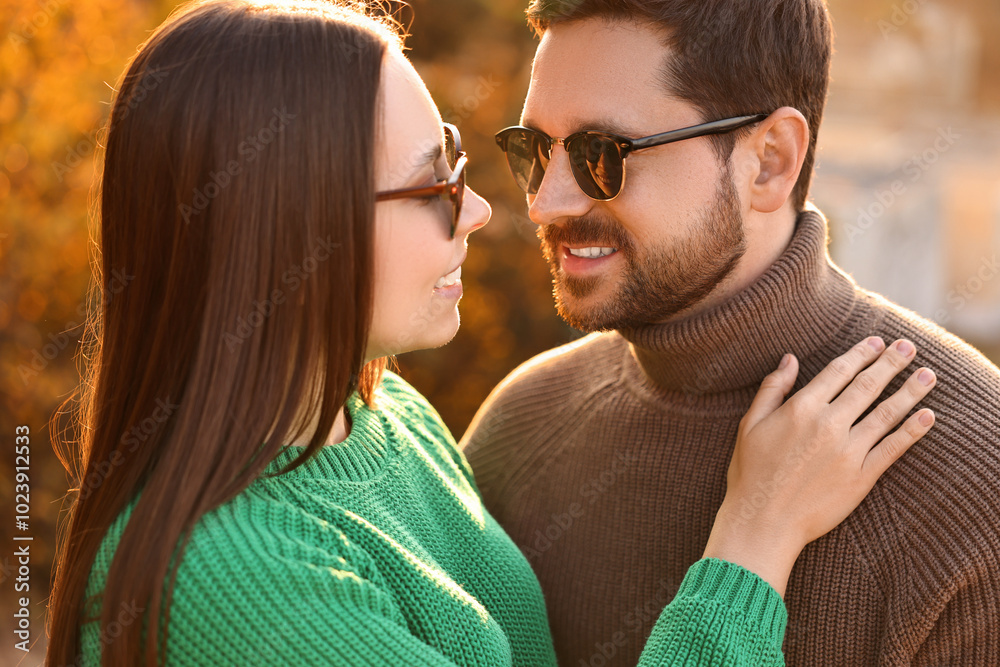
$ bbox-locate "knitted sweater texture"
[81,373,787,665]
[461,208,1000,667]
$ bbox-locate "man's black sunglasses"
[495,114,769,201]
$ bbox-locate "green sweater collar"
[261,390,403,482]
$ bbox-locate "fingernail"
[867,337,885,352]
[896,340,915,357]
[779,354,791,369]
[918,369,935,386]
[919,410,935,427]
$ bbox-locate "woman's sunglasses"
[494,114,769,202]
[376,122,466,239]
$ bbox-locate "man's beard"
[540,164,747,332]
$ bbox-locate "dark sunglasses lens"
[501,129,549,195]
[568,134,623,200]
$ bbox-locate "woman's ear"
[739,107,810,214]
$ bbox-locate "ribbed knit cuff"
[675,558,788,649]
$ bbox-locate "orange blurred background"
[1,0,998,662]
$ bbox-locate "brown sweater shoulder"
[459,332,629,511]
[779,288,1000,661]
[847,288,1000,571]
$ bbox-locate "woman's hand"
[703,337,937,597]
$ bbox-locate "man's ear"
[737,107,810,214]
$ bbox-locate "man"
[460,1,1000,665]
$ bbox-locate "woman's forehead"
[379,49,444,165]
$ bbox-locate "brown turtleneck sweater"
[460,209,1000,667]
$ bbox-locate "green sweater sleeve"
[162,530,785,666]
[637,558,787,666]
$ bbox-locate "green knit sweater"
[81,372,786,665]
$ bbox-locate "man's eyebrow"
[520,117,647,139]
[576,117,649,137]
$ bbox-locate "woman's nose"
[456,186,491,237]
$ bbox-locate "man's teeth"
[568,247,617,259]
[435,266,462,289]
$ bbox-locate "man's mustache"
[539,216,635,253]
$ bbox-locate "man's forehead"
[523,19,677,135]
[531,37,665,92]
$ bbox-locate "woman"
[45,1,937,665]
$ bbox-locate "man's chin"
[553,283,625,332]
[547,256,635,331]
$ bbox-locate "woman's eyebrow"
[405,142,443,181]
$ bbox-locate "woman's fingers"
[740,354,799,431]
[799,337,887,404]
[850,366,936,447]
[725,336,937,549]
[831,339,918,423]
[861,408,936,482]
[707,336,938,597]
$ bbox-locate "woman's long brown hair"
[46,1,399,663]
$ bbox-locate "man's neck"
[619,207,860,396]
[658,204,799,326]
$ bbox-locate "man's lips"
[559,244,621,274]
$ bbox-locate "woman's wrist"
[702,501,804,598]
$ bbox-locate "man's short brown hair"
[526,0,833,211]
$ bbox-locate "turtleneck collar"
[618,208,862,396]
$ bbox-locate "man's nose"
[527,145,595,227]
